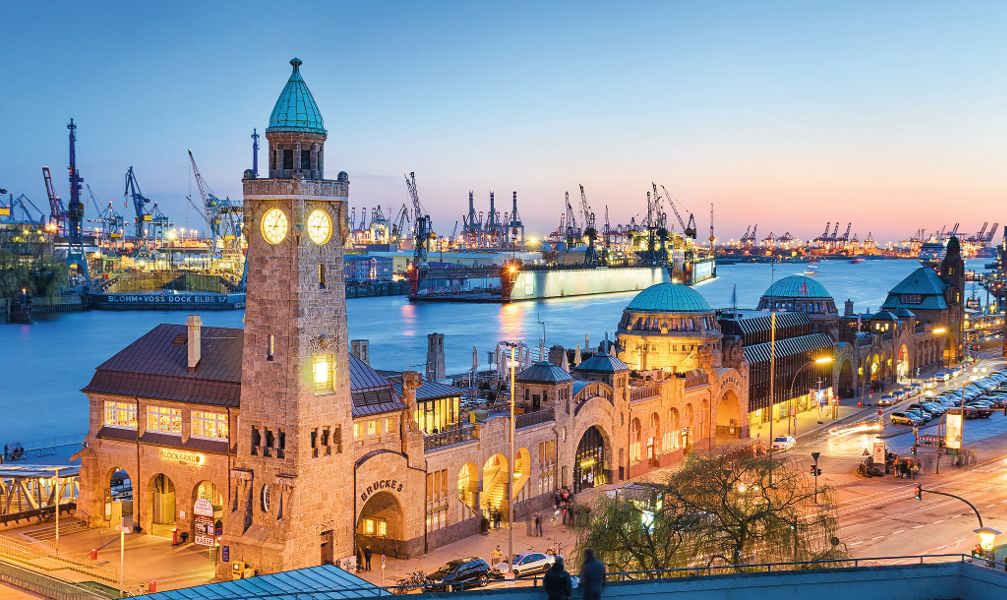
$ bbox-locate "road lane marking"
[952,514,963,519]
[849,541,864,546]
[892,529,905,535]
[871,535,885,540]
[933,519,945,524]
[912,524,926,529]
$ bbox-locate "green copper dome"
[266,58,326,135]
[626,283,712,313]
[762,275,832,299]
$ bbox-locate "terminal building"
[75,59,750,579]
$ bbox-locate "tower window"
[264,429,274,457]
[313,354,334,393]
[283,149,293,170]
[322,427,331,455]
[318,264,326,289]
[311,429,319,458]
[334,426,342,453]
[267,334,275,361]
[251,427,260,455]
[277,430,286,459]
[301,151,311,171]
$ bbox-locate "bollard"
[90,548,98,560]
[148,580,157,593]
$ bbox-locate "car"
[947,406,980,419]
[511,553,556,577]
[424,558,495,592]
[878,393,896,406]
[771,436,797,451]
[891,412,923,426]
[920,402,946,415]
[905,408,931,422]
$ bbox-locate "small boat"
[850,257,865,264]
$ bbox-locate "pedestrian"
[363,545,372,572]
[493,508,502,530]
[911,462,920,480]
[356,547,363,572]
[580,548,607,600]
[535,513,544,536]
[491,545,503,569]
[554,490,562,510]
[542,557,572,600]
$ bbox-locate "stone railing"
[630,382,661,402]
[516,407,555,429]
[424,425,477,451]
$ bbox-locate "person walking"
[542,557,572,600]
[580,549,607,600]
[493,508,502,530]
[911,462,920,480]
[363,545,373,572]
[535,513,544,536]
[491,545,503,570]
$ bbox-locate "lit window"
[353,423,360,439]
[192,411,229,440]
[146,405,182,435]
[313,354,334,393]
[367,420,377,436]
[103,401,137,429]
[385,417,394,433]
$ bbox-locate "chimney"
[187,315,202,370]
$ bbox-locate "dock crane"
[42,166,66,234]
[87,184,124,240]
[658,184,698,239]
[188,150,242,254]
[579,184,598,266]
[391,203,411,242]
[405,172,432,269]
[841,222,852,243]
[1,193,46,226]
[124,166,152,239]
[563,191,580,249]
[62,119,88,283]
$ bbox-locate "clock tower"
[220,58,354,576]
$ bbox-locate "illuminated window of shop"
[367,420,377,436]
[146,405,182,435]
[362,517,387,537]
[353,423,360,439]
[426,469,449,531]
[103,401,137,429]
[312,354,334,393]
[385,417,395,433]
[191,411,228,440]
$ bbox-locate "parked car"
[424,558,495,592]
[891,412,923,426]
[947,406,980,419]
[920,402,946,415]
[771,436,797,451]
[905,408,931,422]
[511,553,556,577]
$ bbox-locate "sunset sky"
[1,1,1004,241]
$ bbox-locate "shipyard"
[3,3,1007,600]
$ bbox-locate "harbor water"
[0,259,987,442]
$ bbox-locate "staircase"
[481,468,508,515]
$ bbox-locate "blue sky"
[1,1,1004,241]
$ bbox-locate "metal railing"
[630,383,661,402]
[516,408,555,429]
[0,530,146,594]
[0,559,108,600]
[424,426,477,451]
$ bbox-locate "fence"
[516,408,555,429]
[0,559,109,600]
[424,426,478,451]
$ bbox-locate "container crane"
[124,166,152,239]
[87,184,125,240]
[391,203,411,242]
[563,191,579,249]
[579,184,598,266]
[1,193,46,226]
[65,119,88,282]
[657,184,698,239]
[405,172,432,268]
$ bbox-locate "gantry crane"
[579,184,598,266]
[42,166,66,234]
[87,184,125,240]
[563,191,580,249]
[124,166,152,239]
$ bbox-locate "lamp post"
[768,312,777,487]
[787,356,834,436]
[507,346,516,576]
[53,466,60,555]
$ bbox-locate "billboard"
[945,413,963,450]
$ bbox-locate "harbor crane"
[42,166,66,234]
[124,166,152,238]
[657,184,698,239]
[602,204,611,265]
[188,150,242,255]
[405,172,432,269]
[63,119,88,282]
[841,222,852,243]
[579,184,598,266]
[563,191,580,249]
[87,184,125,240]
[1,193,46,226]
[391,203,411,242]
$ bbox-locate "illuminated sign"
[359,479,403,502]
[160,448,206,466]
[945,414,963,450]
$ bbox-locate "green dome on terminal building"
[625,282,713,313]
[762,275,832,299]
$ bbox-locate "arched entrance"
[896,344,909,382]
[192,480,224,543]
[943,336,954,366]
[149,473,176,537]
[837,359,854,397]
[716,390,742,439]
[573,426,608,493]
[106,467,133,527]
[513,448,531,502]
[357,491,405,557]
[630,418,642,463]
[647,413,660,465]
[457,462,478,513]
[480,454,509,523]
[684,403,695,449]
[666,408,681,451]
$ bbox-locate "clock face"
[306,208,333,245]
[261,208,288,244]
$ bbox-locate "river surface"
[0,259,988,442]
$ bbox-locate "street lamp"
[787,356,834,435]
[975,527,1001,554]
[51,466,60,555]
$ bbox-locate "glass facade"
[414,396,460,434]
[426,469,449,531]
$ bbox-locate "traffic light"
[914,484,923,501]
[815,467,823,476]
[810,465,816,475]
